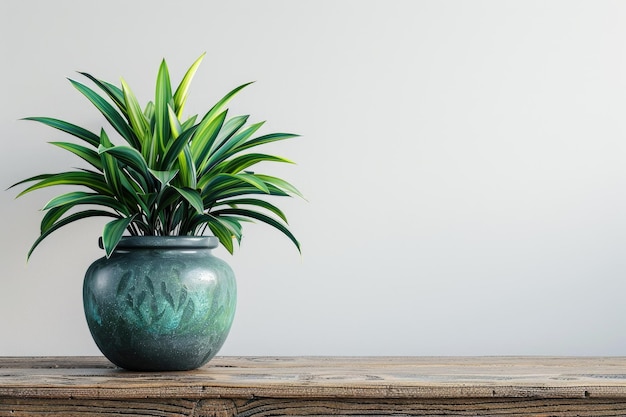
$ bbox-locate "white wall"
[2,0,626,357]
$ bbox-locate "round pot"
[83,236,236,371]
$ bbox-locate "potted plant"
[10,54,302,371]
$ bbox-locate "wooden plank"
[1,357,626,416]
[2,356,626,399]
[3,397,626,417]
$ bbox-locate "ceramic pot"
[83,236,236,371]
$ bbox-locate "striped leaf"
[121,78,151,145]
[177,145,197,189]
[181,114,197,131]
[206,215,235,254]
[167,104,183,139]
[212,207,300,253]
[42,191,129,214]
[149,169,178,186]
[14,171,111,197]
[221,198,288,223]
[69,79,138,148]
[173,53,205,118]
[154,59,172,155]
[78,72,127,115]
[161,124,197,170]
[174,186,204,214]
[218,153,294,174]
[28,210,120,259]
[191,110,227,168]
[98,144,150,179]
[235,133,300,153]
[201,82,253,127]
[23,117,100,147]
[255,174,304,198]
[15,56,303,257]
[234,173,270,193]
[212,115,250,151]
[40,205,71,234]
[49,142,102,171]
[99,129,126,199]
[102,215,136,257]
[201,121,264,175]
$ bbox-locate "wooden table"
[1,356,626,416]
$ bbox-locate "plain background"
[2,0,626,356]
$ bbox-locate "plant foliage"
[11,54,302,258]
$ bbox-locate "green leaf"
[213,115,250,150]
[13,171,111,197]
[139,191,158,208]
[154,59,172,155]
[149,169,178,186]
[197,172,243,195]
[78,72,127,115]
[121,78,151,145]
[201,121,264,174]
[49,142,102,171]
[167,104,183,139]
[199,172,292,201]
[167,197,189,234]
[206,215,235,254]
[98,144,150,178]
[213,207,300,253]
[236,132,300,153]
[69,79,138,148]
[15,56,303,259]
[255,174,305,198]
[234,173,270,193]
[99,129,126,198]
[221,197,288,222]
[28,210,120,259]
[174,186,204,214]
[181,114,197,131]
[177,145,197,188]
[102,216,135,257]
[22,117,100,147]
[203,183,290,204]
[40,205,71,234]
[173,53,205,119]
[191,110,227,168]
[8,173,50,191]
[42,191,129,214]
[201,82,253,127]
[123,166,150,195]
[218,153,294,174]
[190,213,245,254]
[215,215,245,243]
[144,101,155,122]
[161,124,198,170]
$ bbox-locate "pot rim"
[98,236,219,250]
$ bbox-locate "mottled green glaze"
[83,236,236,371]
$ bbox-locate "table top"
[2,356,626,400]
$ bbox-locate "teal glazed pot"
[83,236,236,371]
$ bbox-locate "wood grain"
[1,356,626,416]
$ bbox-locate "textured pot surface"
[83,236,236,371]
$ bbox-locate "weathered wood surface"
[2,356,626,416]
